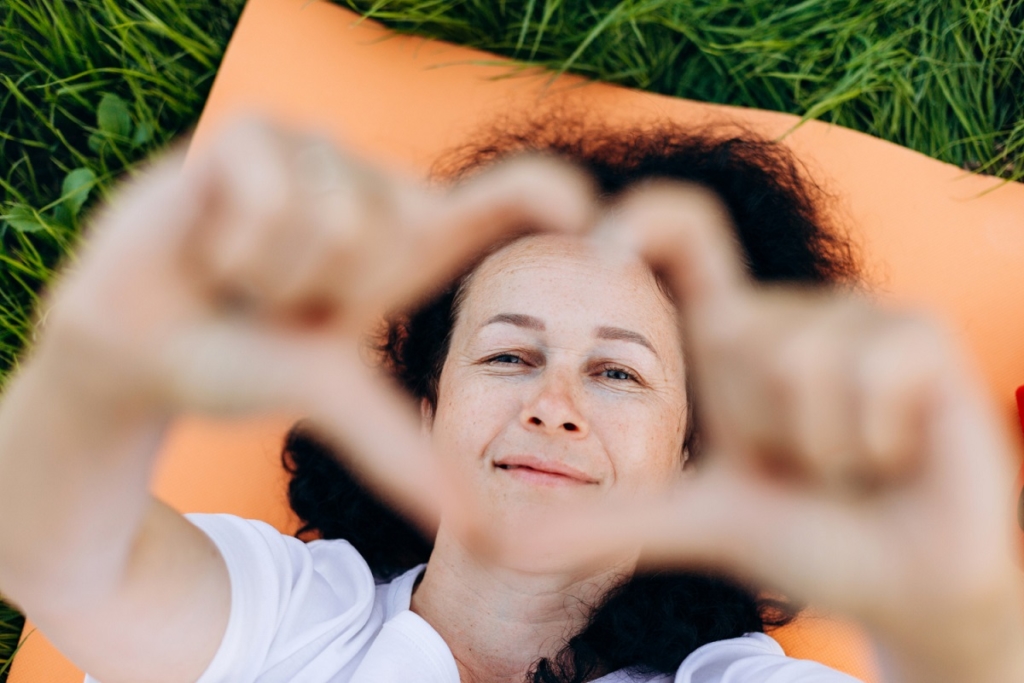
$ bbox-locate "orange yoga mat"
[11,0,1024,681]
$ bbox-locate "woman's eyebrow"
[483,313,545,330]
[480,315,657,357]
[595,326,658,357]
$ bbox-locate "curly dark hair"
[283,115,859,683]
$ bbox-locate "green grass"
[0,0,245,386]
[0,599,22,679]
[1,0,1023,678]
[341,0,1024,179]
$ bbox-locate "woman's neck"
[410,525,632,683]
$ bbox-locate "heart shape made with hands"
[175,122,1024,672]
[14,3,1024,681]
[38,114,1024,683]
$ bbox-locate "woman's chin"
[459,501,638,577]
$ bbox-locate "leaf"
[88,132,105,153]
[61,168,96,217]
[132,121,154,148]
[3,206,45,233]
[51,204,74,230]
[96,93,133,139]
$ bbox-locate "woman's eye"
[489,353,523,365]
[601,367,635,382]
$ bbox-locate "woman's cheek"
[433,374,518,463]
[598,397,686,492]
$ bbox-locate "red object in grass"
[1017,386,1024,435]
[1017,386,1024,533]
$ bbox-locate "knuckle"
[218,126,293,221]
[775,318,841,391]
[862,316,946,387]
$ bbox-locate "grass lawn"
[1,0,1022,678]
[0,600,21,679]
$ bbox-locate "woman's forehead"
[458,234,678,333]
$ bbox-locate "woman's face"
[430,234,688,557]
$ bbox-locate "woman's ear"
[420,398,434,434]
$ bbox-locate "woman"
[282,120,857,682]
[0,116,1021,683]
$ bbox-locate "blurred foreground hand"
[501,183,1024,683]
[41,117,596,528]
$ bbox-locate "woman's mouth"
[493,455,598,486]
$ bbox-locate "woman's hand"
[38,117,595,521]
[522,183,1024,683]
[44,119,592,409]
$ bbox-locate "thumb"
[506,461,872,608]
[155,317,448,532]
[599,181,751,334]
[350,155,596,321]
[634,466,877,603]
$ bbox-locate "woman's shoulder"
[186,512,372,579]
[579,634,866,683]
[182,513,390,681]
[184,512,384,616]
[672,632,865,682]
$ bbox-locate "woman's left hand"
[517,183,1024,683]
[41,118,596,529]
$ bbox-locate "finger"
[639,469,878,600]
[345,155,596,322]
[160,321,448,531]
[186,118,308,311]
[500,462,881,613]
[599,181,751,329]
[436,154,596,243]
[772,299,870,489]
[856,316,943,485]
[270,137,367,312]
[297,342,451,532]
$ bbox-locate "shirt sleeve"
[675,633,866,683]
[186,513,381,683]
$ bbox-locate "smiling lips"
[493,455,598,486]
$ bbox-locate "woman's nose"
[520,371,589,437]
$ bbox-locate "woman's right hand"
[515,183,1024,683]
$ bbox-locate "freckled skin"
[429,234,688,573]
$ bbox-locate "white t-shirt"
[87,514,864,683]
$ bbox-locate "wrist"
[0,337,171,603]
[19,334,170,439]
[875,572,1024,683]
